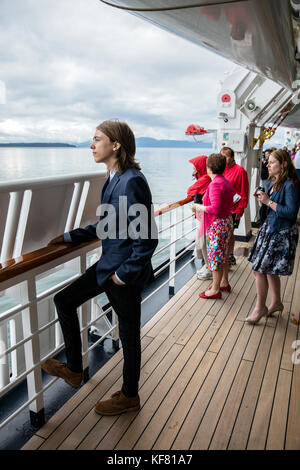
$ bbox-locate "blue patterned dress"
[248,221,298,275]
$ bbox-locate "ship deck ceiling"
[22,239,300,451]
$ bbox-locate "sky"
[0,0,236,144]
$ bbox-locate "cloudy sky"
[0,0,235,143]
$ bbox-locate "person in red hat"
[187,155,211,199]
[187,155,212,280]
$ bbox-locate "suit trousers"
[53,263,142,397]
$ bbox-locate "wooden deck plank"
[151,352,216,451]
[289,272,300,326]
[208,266,254,353]
[141,275,198,336]
[37,336,153,449]
[57,274,219,449]
[190,324,253,449]
[247,312,292,449]
[68,343,184,450]
[266,369,292,450]
[280,302,295,371]
[228,324,275,450]
[280,246,300,370]
[209,360,252,450]
[171,321,244,450]
[281,248,299,304]
[177,258,248,346]
[35,335,141,440]
[133,319,223,450]
[22,241,300,451]
[285,329,300,450]
[141,263,253,450]
[21,435,45,450]
[114,315,218,450]
[36,276,212,449]
[42,312,199,451]
[99,328,215,451]
[243,317,265,362]
[206,259,249,320]
[146,282,214,339]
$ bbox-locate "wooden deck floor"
[22,243,300,451]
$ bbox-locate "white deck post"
[22,279,45,426]
[169,210,177,296]
[55,306,63,350]
[0,322,10,389]
[0,191,23,263]
[111,309,119,350]
[9,316,23,379]
[79,254,89,381]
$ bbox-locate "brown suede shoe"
[41,358,83,388]
[94,390,140,416]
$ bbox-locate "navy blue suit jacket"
[65,168,158,288]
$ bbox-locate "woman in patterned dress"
[191,153,234,299]
[247,149,300,324]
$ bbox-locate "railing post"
[64,181,84,232]
[9,316,24,379]
[169,209,177,296]
[22,279,45,427]
[0,322,10,389]
[111,309,119,350]
[80,254,89,382]
[88,253,101,337]
[55,307,64,350]
[0,191,23,263]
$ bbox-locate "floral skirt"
[206,217,233,271]
[248,221,299,275]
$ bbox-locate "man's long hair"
[97,120,141,173]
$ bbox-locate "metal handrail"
[154,196,193,217]
[0,171,106,192]
[0,196,194,281]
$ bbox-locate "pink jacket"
[202,174,234,233]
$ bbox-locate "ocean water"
[0,146,212,205]
[0,146,212,277]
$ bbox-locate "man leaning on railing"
[42,120,158,416]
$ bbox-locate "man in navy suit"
[42,120,158,415]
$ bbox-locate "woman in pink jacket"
[191,153,234,299]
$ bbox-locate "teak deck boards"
[22,244,300,450]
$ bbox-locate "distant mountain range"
[138,137,212,148]
[0,143,76,148]
[0,137,212,149]
[78,137,213,148]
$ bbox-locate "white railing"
[0,171,107,263]
[0,175,197,431]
